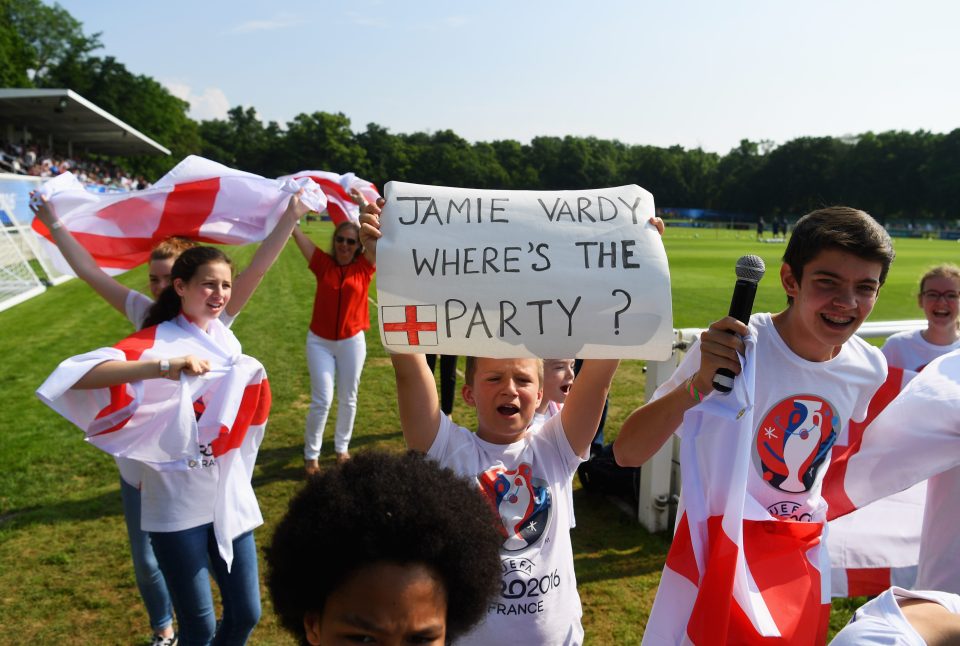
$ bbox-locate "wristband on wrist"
[49,219,63,231]
[158,359,171,378]
[685,376,704,403]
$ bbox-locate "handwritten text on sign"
[376,182,673,359]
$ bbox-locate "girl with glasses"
[882,264,960,372]
[292,200,376,475]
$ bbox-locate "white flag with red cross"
[381,304,439,347]
[32,155,327,276]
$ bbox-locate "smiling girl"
[882,265,960,371]
[39,247,271,645]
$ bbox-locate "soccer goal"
[0,224,46,313]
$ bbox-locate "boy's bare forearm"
[614,385,693,467]
[391,353,441,453]
[560,359,618,457]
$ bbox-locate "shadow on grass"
[253,430,404,485]
[571,488,672,584]
[0,489,120,534]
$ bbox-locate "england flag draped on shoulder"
[36,315,271,570]
[824,350,960,594]
[824,366,925,597]
[277,170,380,224]
[31,155,329,276]
[643,334,830,645]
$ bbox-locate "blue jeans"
[119,478,174,633]
[150,525,261,646]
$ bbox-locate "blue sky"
[54,0,960,154]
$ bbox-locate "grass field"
[0,224,949,643]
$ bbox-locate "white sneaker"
[151,633,178,646]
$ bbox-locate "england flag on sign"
[381,305,439,347]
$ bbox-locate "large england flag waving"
[824,351,960,595]
[277,170,380,225]
[31,155,327,276]
[824,366,925,597]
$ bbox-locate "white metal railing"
[636,319,926,533]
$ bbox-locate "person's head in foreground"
[463,356,544,444]
[778,206,894,360]
[266,450,502,645]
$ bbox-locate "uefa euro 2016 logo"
[753,395,838,494]
[479,463,551,552]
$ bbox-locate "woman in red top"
[292,218,375,475]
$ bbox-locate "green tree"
[41,54,200,177]
[355,122,412,189]
[7,0,101,83]
[0,0,32,86]
[199,106,282,176]
[283,111,367,176]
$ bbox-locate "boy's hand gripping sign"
[376,182,673,360]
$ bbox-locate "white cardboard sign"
[375,181,673,360]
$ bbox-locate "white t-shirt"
[655,312,886,525]
[530,402,575,528]
[882,328,960,372]
[117,290,236,488]
[429,413,585,646]
[830,586,960,645]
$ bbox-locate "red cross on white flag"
[381,305,439,346]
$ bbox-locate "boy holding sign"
[614,207,894,644]
[361,202,659,645]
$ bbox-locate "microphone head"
[735,254,766,283]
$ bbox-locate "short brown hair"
[464,356,544,388]
[782,206,894,304]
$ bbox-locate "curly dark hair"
[266,450,502,644]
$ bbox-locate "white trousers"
[304,330,366,458]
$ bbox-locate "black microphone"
[712,254,766,393]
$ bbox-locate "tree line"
[3,0,958,221]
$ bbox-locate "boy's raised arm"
[560,359,619,458]
[613,316,748,467]
[390,353,442,453]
